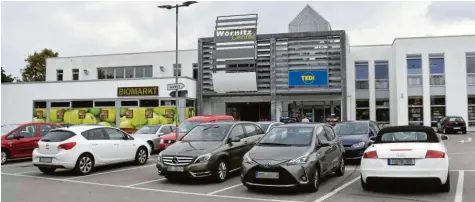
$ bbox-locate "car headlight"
[287,153,310,165]
[243,153,254,164]
[351,142,365,148]
[160,139,164,144]
[157,152,162,162]
[194,153,211,164]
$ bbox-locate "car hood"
[338,134,368,145]
[249,146,309,162]
[162,141,221,156]
[161,133,186,140]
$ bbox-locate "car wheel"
[335,157,345,177]
[38,167,56,174]
[440,172,450,192]
[165,176,179,182]
[307,166,320,192]
[214,159,228,183]
[462,129,467,134]
[134,147,148,165]
[147,141,155,153]
[1,150,8,165]
[74,154,94,175]
[361,176,371,191]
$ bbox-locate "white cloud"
[2,1,475,78]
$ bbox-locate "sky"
[2,1,475,79]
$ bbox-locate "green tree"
[1,67,15,83]
[21,48,59,82]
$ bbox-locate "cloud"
[2,1,475,78]
[426,1,475,22]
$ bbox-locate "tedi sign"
[214,28,257,43]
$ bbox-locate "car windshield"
[380,132,430,143]
[134,125,161,134]
[181,124,231,142]
[258,127,314,147]
[179,121,204,133]
[448,117,464,122]
[1,124,19,135]
[334,122,368,136]
[259,123,271,132]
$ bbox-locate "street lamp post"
[158,1,197,143]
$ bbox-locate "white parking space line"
[1,172,304,202]
[65,164,156,180]
[13,170,40,175]
[125,178,166,187]
[206,184,243,195]
[313,176,360,202]
[1,162,33,168]
[455,171,464,202]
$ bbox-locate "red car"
[1,122,62,164]
[158,115,235,149]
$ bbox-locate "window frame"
[228,124,246,139]
[72,69,79,80]
[56,69,63,81]
[102,128,127,140]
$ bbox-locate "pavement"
[2,133,475,202]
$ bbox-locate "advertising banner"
[33,108,47,122]
[118,107,197,130]
[288,70,329,87]
[47,108,116,126]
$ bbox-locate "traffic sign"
[167,83,185,90]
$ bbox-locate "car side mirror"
[441,135,449,140]
[157,133,164,137]
[320,140,331,147]
[16,135,25,139]
[229,137,240,143]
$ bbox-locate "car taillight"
[58,142,76,150]
[425,150,445,158]
[363,151,378,159]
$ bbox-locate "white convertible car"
[32,125,151,175]
[360,125,450,192]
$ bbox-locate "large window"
[355,62,369,89]
[356,100,369,120]
[430,96,446,127]
[173,64,182,77]
[468,97,475,127]
[375,61,389,89]
[98,66,153,80]
[376,99,390,124]
[407,55,422,87]
[429,54,445,86]
[467,52,475,85]
[408,97,423,125]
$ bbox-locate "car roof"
[51,125,111,134]
[277,123,323,128]
[186,115,234,122]
[257,121,281,124]
[200,121,257,126]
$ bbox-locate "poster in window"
[165,109,174,118]
[78,110,86,119]
[99,110,108,120]
[125,110,134,118]
[56,109,65,120]
[145,108,153,118]
[36,110,44,119]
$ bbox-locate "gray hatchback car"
[241,123,345,192]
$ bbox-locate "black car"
[156,122,265,182]
[436,116,467,134]
[333,121,380,160]
[241,123,345,192]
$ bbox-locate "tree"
[21,48,59,82]
[1,67,15,83]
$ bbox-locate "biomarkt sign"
[214,28,257,42]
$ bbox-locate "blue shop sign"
[288,70,329,86]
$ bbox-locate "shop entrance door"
[313,108,325,123]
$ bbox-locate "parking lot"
[2,133,474,202]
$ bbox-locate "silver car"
[257,121,284,133]
[132,124,176,152]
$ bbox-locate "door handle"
[244,141,249,144]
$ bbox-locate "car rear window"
[380,132,428,143]
[448,117,464,122]
[376,126,439,143]
[41,130,76,142]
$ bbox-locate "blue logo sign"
[288,70,329,86]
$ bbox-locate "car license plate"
[39,157,52,163]
[255,171,279,179]
[388,159,415,165]
[453,127,460,129]
[167,166,184,172]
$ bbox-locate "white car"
[360,125,450,192]
[131,124,176,152]
[32,125,151,175]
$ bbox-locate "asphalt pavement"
[2,133,474,202]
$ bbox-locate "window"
[229,124,246,139]
[408,97,423,124]
[431,96,446,126]
[84,129,109,140]
[407,55,422,75]
[6,130,19,140]
[173,64,182,77]
[356,100,369,120]
[39,125,53,137]
[115,67,125,79]
[468,97,475,127]
[72,69,79,80]
[72,101,93,108]
[244,124,258,137]
[376,99,390,123]
[98,69,106,79]
[41,130,76,142]
[430,75,445,85]
[105,68,114,79]
[323,126,335,140]
[103,128,126,140]
[408,75,422,86]
[316,126,329,142]
[355,62,369,90]
[56,69,63,81]
[429,55,444,74]
[97,66,152,79]
[144,66,153,78]
[125,67,134,78]
[135,66,144,78]
[375,61,389,89]
[192,63,198,79]
[467,53,475,85]
[51,102,70,108]
[356,80,369,89]
[160,126,172,134]
[139,99,159,107]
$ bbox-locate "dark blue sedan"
[333,121,380,160]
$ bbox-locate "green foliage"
[1,67,15,83]
[21,48,59,82]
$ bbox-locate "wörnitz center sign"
[214,28,257,42]
[117,86,159,97]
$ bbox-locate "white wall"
[45,49,198,81]
[1,78,196,125]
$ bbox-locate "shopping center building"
[2,5,475,130]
